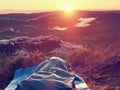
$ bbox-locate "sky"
[0,0,120,13]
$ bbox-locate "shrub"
[67,49,89,67]
[0,51,45,89]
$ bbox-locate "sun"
[60,4,76,18]
[64,4,74,12]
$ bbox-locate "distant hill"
[0,11,120,42]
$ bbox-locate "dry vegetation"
[0,40,120,90]
[0,52,45,89]
[67,40,120,90]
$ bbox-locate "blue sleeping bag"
[5,57,90,90]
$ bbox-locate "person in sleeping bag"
[14,57,90,90]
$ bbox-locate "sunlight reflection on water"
[75,17,96,27]
[53,26,68,31]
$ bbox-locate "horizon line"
[0,9,120,14]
